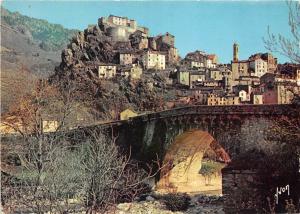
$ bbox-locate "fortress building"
[99,15,149,42]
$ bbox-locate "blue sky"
[2,0,291,63]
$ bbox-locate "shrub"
[160,193,191,211]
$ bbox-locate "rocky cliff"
[50,17,177,121]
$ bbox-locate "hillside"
[1,7,78,51]
[1,7,78,112]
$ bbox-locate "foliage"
[199,160,223,176]
[159,193,191,211]
[1,7,77,51]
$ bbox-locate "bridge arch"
[155,129,230,194]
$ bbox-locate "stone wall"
[222,169,263,213]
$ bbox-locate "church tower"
[233,43,239,62]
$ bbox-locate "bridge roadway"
[82,104,293,129]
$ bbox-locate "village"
[95,15,300,120]
[1,4,300,213]
[1,14,300,133]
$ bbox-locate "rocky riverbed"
[113,194,224,214]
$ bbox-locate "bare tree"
[78,131,163,213]
[264,1,300,63]
[1,79,86,213]
[1,79,163,213]
[264,0,300,147]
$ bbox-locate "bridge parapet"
[132,104,297,123]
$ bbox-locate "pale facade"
[232,61,249,80]
[252,94,263,104]
[130,65,143,79]
[208,54,218,64]
[262,83,300,104]
[177,71,206,88]
[276,85,295,104]
[205,59,216,69]
[182,60,204,69]
[210,70,223,81]
[249,58,268,78]
[120,109,138,120]
[42,120,59,133]
[99,15,148,41]
[178,71,190,86]
[98,65,117,79]
[143,51,166,70]
[107,15,137,29]
[121,65,143,79]
[239,90,248,102]
[190,73,205,84]
[191,61,204,68]
[207,94,240,106]
[119,53,133,65]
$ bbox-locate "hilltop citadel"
[75,15,300,111]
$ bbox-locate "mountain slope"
[1,7,78,51]
[1,7,78,112]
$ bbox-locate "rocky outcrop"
[50,17,180,121]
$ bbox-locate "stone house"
[261,83,298,104]
[177,71,190,86]
[119,52,133,65]
[208,54,218,64]
[120,64,143,79]
[129,30,149,50]
[207,94,240,106]
[260,72,298,85]
[233,85,252,102]
[42,120,59,133]
[142,51,166,70]
[238,90,248,102]
[0,116,59,134]
[249,58,268,78]
[165,47,179,65]
[234,76,260,87]
[226,95,240,105]
[249,52,277,73]
[251,92,263,104]
[231,60,249,81]
[99,15,148,42]
[262,53,277,73]
[120,109,138,120]
[181,59,205,69]
[259,73,300,104]
[107,15,137,28]
[98,64,117,79]
[177,70,206,88]
[205,57,217,69]
[209,69,223,81]
[190,72,206,88]
[157,32,175,47]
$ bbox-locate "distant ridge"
[1,7,78,51]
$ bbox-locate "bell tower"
[233,43,239,62]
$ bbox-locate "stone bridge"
[74,104,296,162]
[70,104,299,213]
